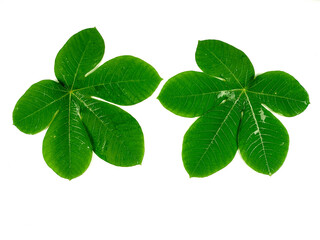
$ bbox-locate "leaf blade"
[158,71,239,117]
[54,28,104,89]
[238,93,289,175]
[76,55,162,105]
[248,71,309,117]
[13,80,67,134]
[42,95,92,180]
[75,94,144,166]
[182,95,243,177]
[196,40,254,88]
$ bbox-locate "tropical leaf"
[182,94,243,177]
[158,40,309,177]
[74,93,144,167]
[238,94,289,175]
[195,40,255,87]
[158,71,233,118]
[248,71,309,117]
[78,55,161,105]
[54,28,105,89]
[13,28,161,179]
[42,96,92,180]
[13,80,67,134]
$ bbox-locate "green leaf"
[77,55,162,105]
[43,96,92,180]
[238,95,289,175]
[158,71,236,118]
[13,28,161,179]
[54,27,104,89]
[13,80,67,134]
[159,39,309,177]
[248,71,310,117]
[183,95,243,177]
[196,40,255,88]
[74,93,144,166]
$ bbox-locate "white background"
[1,0,320,239]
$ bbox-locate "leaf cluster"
[158,40,309,177]
[13,28,162,179]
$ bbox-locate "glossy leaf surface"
[238,95,289,175]
[78,55,161,105]
[54,28,104,89]
[196,40,255,87]
[159,40,309,177]
[74,93,144,166]
[158,71,233,118]
[13,28,161,179]
[13,80,67,134]
[183,95,243,177]
[248,71,309,117]
[43,96,92,180]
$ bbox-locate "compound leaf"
[77,55,162,106]
[238,95,289,175]
[248,71,310,117]
[43,96,92,179]
[74,93,144,166]
[13,28,161,179]
[196,40,255,88]
[13,80,67,134]
[159,39,309,177]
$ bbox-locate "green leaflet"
[248,71,310,117]
[158,40,309,177]
[54,28,105,89]
[43,95,92,179]
[158,71,233,118]
[13,28,162,180]
[74,93,144,167]
[78,55,162,105]
[196,40,255,88]
[183,94,243,177]
[238,95,289,175]
[12,80,67,134]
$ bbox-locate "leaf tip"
[261,169,275,177]
[156,92,163,102]
[197,40,205,47]
[64,174,78,181]
[91,27,101,35]
[187,170,202,178]
[89,26,98,31]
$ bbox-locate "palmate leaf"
[158,40,309,177]
[13,28,161,179]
